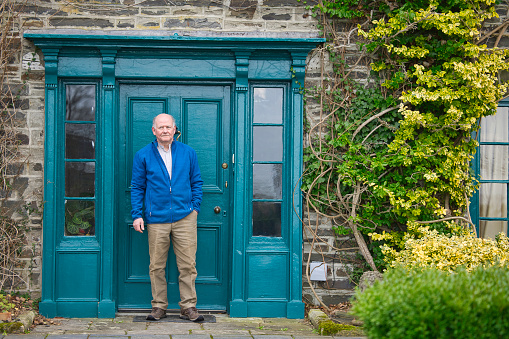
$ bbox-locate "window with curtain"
[478,105,509,238]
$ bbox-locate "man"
[131,113,204,322]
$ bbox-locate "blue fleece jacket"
[130,139,203,224]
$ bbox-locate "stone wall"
[13,0,506,309]
[20,0,317,33]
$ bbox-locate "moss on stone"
[0,321,24,333]
[318,319,357,335]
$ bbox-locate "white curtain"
[479,107,509,238]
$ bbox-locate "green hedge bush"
[351,266,509,339]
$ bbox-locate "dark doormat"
[133,314,216,323]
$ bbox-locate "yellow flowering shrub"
[382,225,509,272]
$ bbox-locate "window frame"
[58,80,101,242]
[472,100,509,238]
[249,82,290,243]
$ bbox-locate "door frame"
[25,30,323,318]
[116,81,234,311]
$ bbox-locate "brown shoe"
[146,307,167,321]
[180,307,204,322]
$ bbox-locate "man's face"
[152,114,176,145]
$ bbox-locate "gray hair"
[152,113,175,128]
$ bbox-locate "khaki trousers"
[147,211,198,310]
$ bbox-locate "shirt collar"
[157,142,172,152]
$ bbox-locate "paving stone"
[28,315,321,338]
[4,335,47,339]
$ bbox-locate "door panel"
[117,84,231,310]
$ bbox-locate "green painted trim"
[24,32,324,43]
[287,301,306,319]
[98,300,116,318]
[40,48,59,316]
[29,34,319,319]
[99,48,118,316]
[23,32,323,55]
[38,301,57,318]
[229,300,248,317]
[231,52,251,311]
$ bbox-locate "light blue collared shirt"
[157,142,172,179]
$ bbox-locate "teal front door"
[117,83,232,310]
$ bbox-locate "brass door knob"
[222,163,228,169]
[214,206,221,214]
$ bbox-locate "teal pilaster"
[39,48,60,318]
[287,53,308,318]
[98,49,118,318]
[229,51,251,317]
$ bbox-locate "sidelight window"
[64,84,97,236]
[252,87,284,237]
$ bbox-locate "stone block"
[0,189,13,199]
[164,17,222,29]
[314,243,332,253]
[303,252,330,262]
[49,17,114,28]
[223,20,264,30]
[262,0,306,7]
[307,309,328,328]
[3,273,28,291]
[288,21,321,32]
[26,229,42,244]
[316,227,334,237]
[204,7,224,16]
[30,271,41,289]
[183,0,223,7]
[172,6,203,16]
[15,132,29,145]
[6,163,25,176]
[23,179,43,203]
[139,0,170,5]
[117,20,135,28]
[30,129,44,146]
[265,22,290,30]
[262,12,291,20]
[318,278,355,290]
[229,0,258,19]
[359,271,383,292]
[28,109,45,129]
[22,5,62,16]
[3,83,28,97]
[136,17,161,28]
[141,8,168,15]
[24,17,45,28]
[103,7,139,16]
[321,293,354,306]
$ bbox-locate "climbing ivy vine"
[303,0,509,275]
